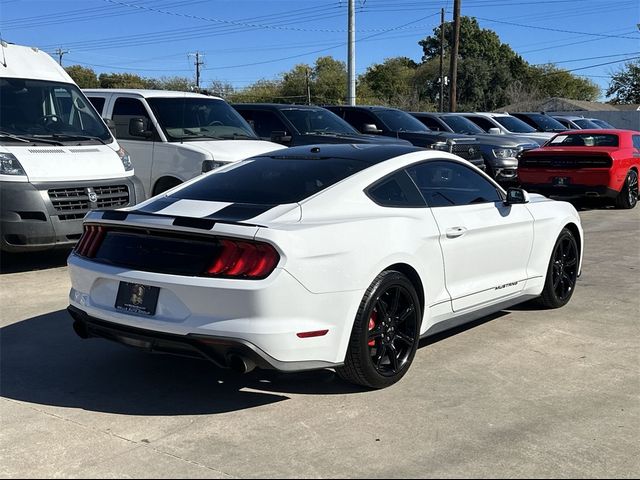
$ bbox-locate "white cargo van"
[84,89,284,197]
[0,42,144,252]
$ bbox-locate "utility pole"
[449,0,461,112]
[55,47,69,66]
[347,0,356,105]
[305,67,312,105]
[439,8,445,112]
[189,51,205,91]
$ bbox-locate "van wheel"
[153,177,182,196]
[336,270,421,389]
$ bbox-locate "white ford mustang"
[67,144,583,389]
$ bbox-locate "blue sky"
[1,0,638,100]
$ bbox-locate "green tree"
[606,60,640,104]
[156,76,192,91]
[280,64,311,103]
[529,65,600,101]
[419,17,528,110]
[208,80,235,99]
[98,72,155,89]
[65,65,99,88]
[230,79,283,103]
[312,56,347,104]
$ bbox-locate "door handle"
[446,226,467,238]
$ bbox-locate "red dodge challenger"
[518,129,640,209]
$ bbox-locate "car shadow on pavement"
[0,248,73,274]
[1,309,511,414]
[0,309,366,416]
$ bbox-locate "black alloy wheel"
[337,270,421,389]
[615,169,638,210]
[538,228,579,308]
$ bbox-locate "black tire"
[537,228,579,309]
[336,270,421,389]
[614,169,638,210]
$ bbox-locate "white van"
[0,43,144,253]
[84,89,284,197]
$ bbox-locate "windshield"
[591,119,615,129]
[574,119,601,129]
[494,116,537,133]
[548,133,619,147]
[0,78,111,144]
[281,108,358,135]
[523,113,567,132]
[375,109,430,133]
[147,97,257,142]
[441,115,485,134]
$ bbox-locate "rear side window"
[88,97,105,115]
[367,170,426,207]
[171,157,371,204]
[415,116,443,131]
[239,110,287,138]
[632,135,640,149]
[465,116,495,132]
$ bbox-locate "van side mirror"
[505,187,530,205]
[103,118,117,138]
[363,123,382,134]
[270,130,292,144]
[129,118,153,138]
[488,127,502,135]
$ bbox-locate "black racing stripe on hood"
[205,203,276,222]
[135,197,181,213]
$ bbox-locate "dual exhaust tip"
[73,316,256,374]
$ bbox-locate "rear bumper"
[1,176,144,252]
[67,253,362,366]
[68,305,338,372]
[521,183,618,198]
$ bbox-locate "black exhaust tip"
[226,353,256,374]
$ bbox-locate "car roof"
[553,115,586,121]
[261,143,423,164]
[83,89,223,100]
[232,103,330,110]
[325,105,399,112]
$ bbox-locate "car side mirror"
[505,187,530,205]
[129,118,153,138]
[488,127,502,135]
[103,118,117,138]
[270,130,292,144]
[363,123,382,134]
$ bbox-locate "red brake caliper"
[368,310,377,347]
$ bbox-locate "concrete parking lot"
[1,206,638,478]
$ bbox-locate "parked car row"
[1,43,637,255]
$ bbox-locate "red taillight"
[75,225,105,258]
[206,238,279,279]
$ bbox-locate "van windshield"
[0,78,112,145]
[147,97,257,142]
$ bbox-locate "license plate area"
[115,282,160,316]
[553,176,570,186]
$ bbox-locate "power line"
[475,16,639,40]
